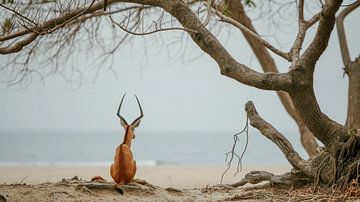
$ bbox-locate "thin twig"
[220,116,249,184]
[0,3,38,26]
[108,14,197,36]
[209,6,291,61]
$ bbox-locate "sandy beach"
[0,165,294,202]
[0,165,357,201]
[0,165,291,188]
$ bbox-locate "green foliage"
[244,0,256,8]
[2,18,13,35]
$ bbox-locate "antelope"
[110,93,143,184]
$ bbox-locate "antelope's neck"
[122,126,134,147]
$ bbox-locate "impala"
[110,93,143,184]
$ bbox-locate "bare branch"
[0,0,108,54]
[0,33,38,54]
[119,0,293,91]
[289,0,307,64]
[0,29,30,42]
[301,0,343,68]
[245,101,312,176]
[298,0,304,22]
[109,14,197,36]
[290,24,306,64]
[336,1,360,67]
[210,7,291,62]
[305,12,321,28]
[0,3,37,26]
[218,0,319,156]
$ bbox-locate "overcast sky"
[0,6,359,135]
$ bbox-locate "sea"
[0,130,307,167]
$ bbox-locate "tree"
[0,0,359,188]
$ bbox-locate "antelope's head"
[117,93,143,139]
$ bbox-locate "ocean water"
[0,130,307,167]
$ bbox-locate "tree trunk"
[223,1,319,156]
[345,57,360,129]
[335,1,360,130]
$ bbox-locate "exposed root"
[344,179,360,197]
[226,101,360,189]
[228,170,311,189]
[243,182,270,191]
[224,192,273,201]
[224,184,360,201]
[336,131,360,187]
[310,150,336,185]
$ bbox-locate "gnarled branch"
[245,101,312,176]
[138,0,293,91]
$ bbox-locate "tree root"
[224,192,273,201]
[243,101,360,188]
[226,102,359,188]
[228,170,311,189]
[336,131,360,187]
[229,171,291,187]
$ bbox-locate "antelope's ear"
[131,119,141,128]
[120,117,128,128]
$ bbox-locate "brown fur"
[110,126,137,184]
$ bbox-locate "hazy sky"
[0,6,359,136]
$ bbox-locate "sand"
[0,165,290,188]
[1,165,356,201]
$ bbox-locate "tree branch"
[301,0,343,68]
[0,33,38,54]
[210,7,291,62]
[0,0,109,54]
[305,12,321,28]
[0,3,37,26]
[222,0,319,156]
[123,0,293,91]
[245,101,312,176]
[336,1,360,67]
[298,0,304,23]
[109,13,197,35]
